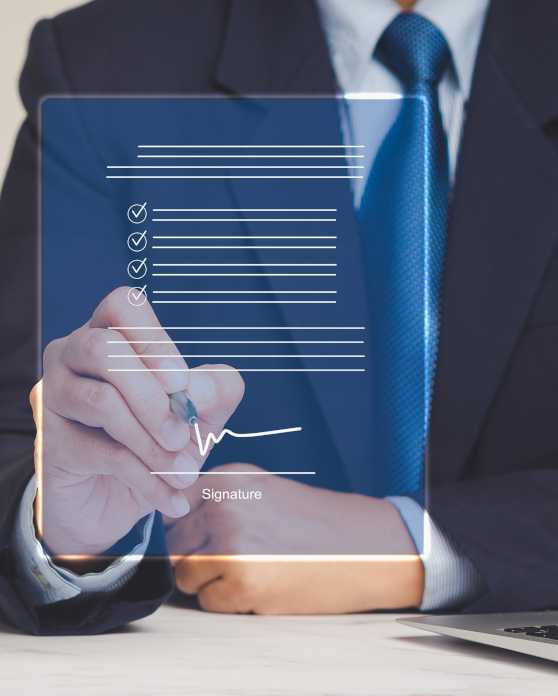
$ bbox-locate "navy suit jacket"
[1,0,558,633]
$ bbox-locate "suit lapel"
[429,0,558,483]
[214,0,336,96]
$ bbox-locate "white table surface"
[2,603,557,695]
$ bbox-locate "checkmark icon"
[127,202,148,225]
[127,229,148,252]
[127,257,148,280]
[128,285,148,307]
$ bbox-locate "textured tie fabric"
[359,13,451,498]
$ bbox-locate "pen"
[170,391,198,425]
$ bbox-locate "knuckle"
[104,328,125,344]
[43,337,64,370]
[81,328,109,363]
[132,340,152,357]
[80,380,115,413]
[231,569,258,603]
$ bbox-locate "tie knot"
[376,13,451,90]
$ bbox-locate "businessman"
[1,0,558,634]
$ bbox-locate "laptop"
[399,612,558,662]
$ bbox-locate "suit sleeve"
[0,19,173,634]
[429,464,558,613]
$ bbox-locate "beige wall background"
[0,1,79,180]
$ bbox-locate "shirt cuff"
[387,495,484,611]
[13,475,154,606]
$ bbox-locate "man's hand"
[168,466,424,614]
[32,287,244,557]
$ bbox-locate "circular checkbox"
[127,230,148,253]
[127,202,148,225]
[127,258,148,280]
[128,285,147,307]
[128,286,148,307]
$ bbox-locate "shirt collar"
[417,0,490,97]
[317,0,490,98]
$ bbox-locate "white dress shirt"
[317,0,489,609]
[16,0,489,611]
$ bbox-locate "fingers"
[90,286,190,394]
[189,365,245,429]
[61,326,190,452]
[46,365,196,489]
[42,412,190,519]
[182,365,245,465]
[174,556,223,596]
[173,552,258,615]
[198,576,255,614]
[167,504,211,554]
[41,289,245,507]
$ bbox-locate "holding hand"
[32,287,244,557]
[168,467,424,614]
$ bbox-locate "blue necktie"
[359,13,451,497]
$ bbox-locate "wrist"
[368,556,425,609]
[38,514,114,559]
[358,498,425,609]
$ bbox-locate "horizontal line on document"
[151,273,337,277]
[151,218,336,222]
[152,208,338,212]
[152,236,337,240]
[108,354,365,359]
[151,263,337,267]
[108,165,363,169]
[137,144,366,148]
[106,175,363,179]
[109,368,366,372]
[151,300,337,304]
[152,471,317,476]
[107,340,365,345]
[107,326,365,330]
[151,246,336,250]
[138,155,364,159]
[152,290,337,294]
